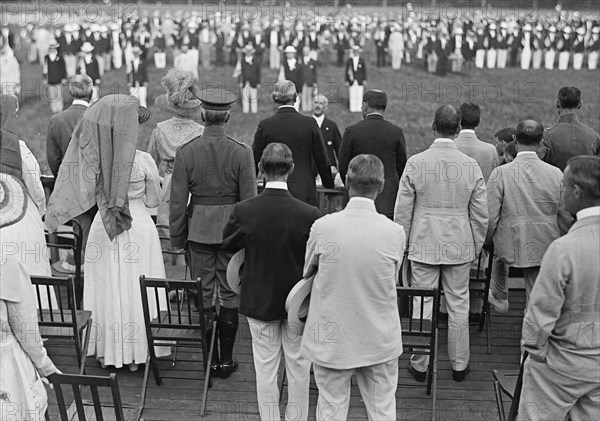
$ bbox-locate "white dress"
[84,151,170,368]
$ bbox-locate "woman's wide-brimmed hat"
[0,173,27,229]
[226,249,244,295]
[285,274,316,330]
[155,68,202,119]
[138,105,151,124]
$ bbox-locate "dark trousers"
[187,241,237,309]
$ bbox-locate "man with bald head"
[339,89,407,219]
[394,104,488,383]
[485,120,571,313]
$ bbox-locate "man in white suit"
[485,120,571,312]
[301,154,405,421]
[394,104,489,383]
[518,155,600,421]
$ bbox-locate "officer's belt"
[191,195,238,205]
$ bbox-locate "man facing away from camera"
[222,143,320,421]
[302,154,405,421]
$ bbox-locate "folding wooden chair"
[156,224,188,279]
[46,372,142,421]
[471,248,494,354]
[397,286,440,421]
[31,275,92,375]
[46,219,84,309]
[492,352,528,421]
[139,276,216,416]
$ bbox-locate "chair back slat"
[90,385,104,421]
[48,373,127,421]
[46,219,83,308]
[71,383,87,421]
[397,287,439,351]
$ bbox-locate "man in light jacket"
[302,155,405,421]
[394,104,488,383]
[518,155,600,421]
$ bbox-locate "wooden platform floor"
[45,286,526,421]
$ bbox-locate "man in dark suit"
[339,90,407,219]
[170,89,257,379]
[345,46,367,112]
[312,94,342,169]
[43,41,67,114]
[253,80,334,206]
[279,46,304,108]
[127,46,148,107]
[542,86,600,171]
[300,45,318,112]
[78,42,100,102]
[222,143,319,420]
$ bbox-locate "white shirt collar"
[434,138,454,143]
[459,129,475,134]
[265,181,288,190]
[72,99,90,107]
[278,105,296,109]
[516,151,537,157]
[576,206,600,221]
[349,196,375,205]
[313,114,325,127]
[366,112,383,118]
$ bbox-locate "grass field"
[11,51,600,175]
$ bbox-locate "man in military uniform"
[170,89,257,379]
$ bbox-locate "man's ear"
[431,122,436,133]
[225,111,231,123]
[577,100,582,109]
[556,99,560,108]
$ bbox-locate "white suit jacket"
[394,140,489,265]
[454,130,499,182]
[486,152,571,267]
[521,213,600,382]
[300,198,405,370]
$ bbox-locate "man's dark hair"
[346,154,384,196]
[260,143,294,178]
[202,109,229,125]
[363,90,387,111]
[495,127,516,143]
[515,120,544,146]
[565,155,600,200]
[557,86,582,109]
[433,104,461,137]
[504,141,517,159]
[459,102,480,129]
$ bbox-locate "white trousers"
[558,51,570,70]
[348,81,363,113]
[496,49,508,69]
[64,55,77,78]
[112,47,123,69]
[475,49,485,68]
[129,85,147,107]
[270,45,281,69]
[154,52,167,69]
[521,48,532,70]
[91,85,99,103]
[242,84,258,114]
[96,54,105,77]
[588,51,599,70]
[391,50,402,69]
[532,50,543,69]
[301,85,313,112]
[314,359,398,421]
[247,317,310,421]
[487,48,497,68]
[545,50,556,70]
[47,84,64,114]
[518,359,600,421]
[410,261,471,372]
[573,53,584,70]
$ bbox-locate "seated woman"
[1,168,59,421]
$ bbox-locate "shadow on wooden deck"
[45,288,526,421]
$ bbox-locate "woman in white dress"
[1,166,59,421]
[84,143,170,371]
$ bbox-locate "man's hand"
[483,242,493,252]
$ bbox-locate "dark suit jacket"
[79,57,100,83]
[302,58,318,86]
[339,114,407,219]
[128,59,148,85]
[222,188,320,321]
[44,55,67,84]
[46,103,87,176]
[320,116,342,167]
[345,57,366,85]
[241,59,261,87]
[253,107,334,206]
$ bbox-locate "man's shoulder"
[323,116,339,128]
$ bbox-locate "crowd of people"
[1,5,600,421]
[1,5,600,114]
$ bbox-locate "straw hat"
[154,68,202,118]
[226,249,244,295]
[285,275,315,329]
[242,44,255,55]
[137,106,151,124]
[284,45,297,54]
[0,173,27,229]
[80,42,94,53]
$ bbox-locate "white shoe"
[488,291,509,313]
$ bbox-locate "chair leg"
[201,320,217,416]
[141,355,151,411]
[486,309,492,354]
[493,381,506,421]
[150,352,162,386]
[79,319,92,375]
